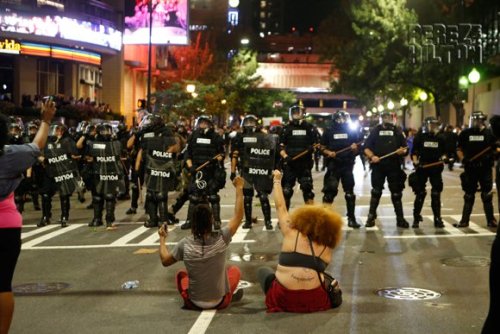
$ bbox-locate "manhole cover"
[441,256,490,267]
[376,287,441,300]
[13,282,70,295]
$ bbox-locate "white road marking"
[22,224,83,249]
[468,221,495,234]
[138,232,160,245]
[232,225,251,243]
[384,233,493,239]
[110,226,150,246]
[187,310,217,334]
[442,218,466,236]
[21,225,58,239]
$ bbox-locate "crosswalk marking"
[22,224,83,249]
[442,218,466,236]
[110,226,149,246]
[21,225,58,240]
[138,231,160,245]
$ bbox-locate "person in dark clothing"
[441,124,459,170]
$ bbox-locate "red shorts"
[175,265,241,310]
[265,279,331,313]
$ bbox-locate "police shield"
[241,133,277,193]
[144,136,178,192]
[92,141,126,195]
[45,143,83,196]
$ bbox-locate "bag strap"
[307,236,328,293]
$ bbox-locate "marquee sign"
[0,38,21,54]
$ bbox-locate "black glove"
[189,166,197,175]
[413,161,420,169]
[230,172,236,181]
[283,155,293,166]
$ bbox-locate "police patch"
[243,137,258,143]
[93,143,106,150]
[143,132,155,138]
[423,141,439,148]
[196,138,211,144]
[469,135,484,142]
[292,130,307,136]
[334,133,348,139]
[379,131,394,136]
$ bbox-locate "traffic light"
[137,99,146,110]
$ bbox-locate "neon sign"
[0,38,21,54]
[19,42,101,65]
[0,12,122,51]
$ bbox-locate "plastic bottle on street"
[121,280,139,289]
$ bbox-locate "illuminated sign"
[0,38,21,54]
[228,9,239,27]
[18,42,101,65]
[0,12,122,51]
[37,0,65,11]
[123,0,189,45]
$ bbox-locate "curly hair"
[289,205,343,249]
[191,203,213,240]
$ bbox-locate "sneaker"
[232,288,244,302]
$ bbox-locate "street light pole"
[147,1,154,113]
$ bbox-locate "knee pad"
[130,183,138,190]
[243,188,254,197]
[430,190,440,198]
[371,189,382,199]
[323,194,334,203]
[104,193,115,201]
[146,191,156,202]
[299,177,313,193]
[208,194,220,204]
[464,193,475,201]
[391,192,402,201]
[92,195,103,203]
[257,192,269,202]
[481,191,493,202]
[42,193,51,200]
[416,191,427,198]
[283,187,294,199]
[189,194,203,204]
[156,192,167,201]
[345,192,355,200]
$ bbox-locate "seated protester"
[158,176,244,310]
[258,170,343,313]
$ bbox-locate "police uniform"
[321,115,360,228]
[182,125,225,230]
[410,124,446,228]
[456,120,497,228]
[87,127,126,227]
[364,121,409,228]
[280,118,319,209]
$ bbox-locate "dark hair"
[0,113,9,156]
[191,203,213,239]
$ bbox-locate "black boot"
[105,195,116,228]
[210,195,222,230]
[260,193,273,230]
[365,190,381,227]
[181,201,195,230]
[38,194,52,227]
[413,192,426,228]
[158,198,170,226]
[345,193,360,228]
[144,192,158,228]
[15,194,24,213]
[32,191,41,210]
[481,192,498,228]
[242,196,253,229]
[90,195,104,227]
[392,192,409,228]
[127,184,139,214]
[455,193,474,227]
[60,195,70,228]
[283,187,293,211]
[431,192,444,228]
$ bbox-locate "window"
[37,59,64,96]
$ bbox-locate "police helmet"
[194,115,213,130]
[139,113,164,133]
[76,121,90,134]
[422,117,440,134]
[27,122,39,135]
[379,111,395,126]
[48,123,67,138]
[241,115,259,132]
[332,110,350,125]
[289,105,305,123]
[469,111,487,129]
[96,123,114,140]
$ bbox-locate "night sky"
[283,0,337,33]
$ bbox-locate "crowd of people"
[1,103,500,333]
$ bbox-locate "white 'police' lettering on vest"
[334,133,348,139]
[292,130,307,136]
[143,132,155,138]
[151,170,170,178]
[469,135,484,142]
[96,156,116,162]
[243,137,258,143]
[152,150,172,158]
[93,143,106,150]
[48,154,68,164]
[248,168,269,175]
[423,141,439,148]
[250,148,270,155]
[196,138,211,144]
[379,130,394,136]
[54,172,74,183]
[100,175,119,181]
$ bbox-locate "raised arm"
[158,225,177,267]
[227,176,245,236]
[32,99,56,150]
[272,170,291,235]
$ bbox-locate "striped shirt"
[171,227,232,301]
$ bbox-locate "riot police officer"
[87,124,126,228]
[135,114,179,227]
[38,124,81,228]
[456,111,497,228]
[279,105,319,209]
[231,115,276,230]
[320,110,361,228]
[364,111,409,228]
[409,117,446,228]
[182,115,225,230]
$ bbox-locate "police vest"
[283,123,315,157]
[460,128,494,163]
[372,125,400,157]
[415,132,443,163]
[325,125,358,161]
[190,131,218,165]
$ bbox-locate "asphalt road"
[11,159,496,334]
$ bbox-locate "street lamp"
[186,84,196,94]
[387,100,395,110]
[468,68,480,113]
[459,76,469,90]
[240,38,250,45]
[400,98,408,106]
[419,90,428,123]
[377,104,384,112]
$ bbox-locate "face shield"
[379,113,394,126]
[333,111,350,125]
[469,112,486,129]
[241,115,258,132]
[289,106,305,123]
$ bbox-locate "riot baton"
[378,147,407,161]
[421,161,445,169]
[195,154,223,172]
[469,146,492,162]
[291,144,320,161]
[334,141,364,155]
